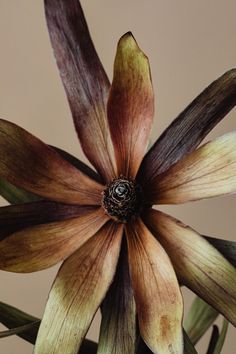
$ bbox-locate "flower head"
[0,0,236,353]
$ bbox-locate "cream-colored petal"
[149,131,236,204]
[0,207,108,273]
[97,241,137,354]
[108,32,154,178]
[34,221,123,354]
[144,209,236,325]
[126,219,183,354]
[138,69,236,184]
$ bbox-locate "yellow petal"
[149,131,236,204]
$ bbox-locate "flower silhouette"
[0,0,236,353]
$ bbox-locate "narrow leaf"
[184,297,218,344]
[213,320,229,354]
[184,330,198,354]
[0,321,40,339]
[0,301,97,353]
[0,301,38,344]
[205,236,236,267]
[0,177,39,204]
[206,325,219,354]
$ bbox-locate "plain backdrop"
[0,1,236,353]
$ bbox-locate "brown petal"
[52,146,102,184]
[98,240,137,354]
[139,69,236,184]
[0,207,108,272]
[44,0,115,182]
[0,201,93,241]
[144,210,236,325]
[34,221,123,354]
[149,131,236,204]
[108,33,154,179]
[126,219,183,354]
[0,119,104,205]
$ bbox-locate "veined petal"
[126,219,183,354]
[98,240,137,354]
[0,207,108,273]
[52,146,102,184]
[108,33,154,179]
[45,0,115,182]
[0,145,101,205]
[0,119,103,205]
[149,131,236,204]
[144,210,236,325]
[139,69,236,184]
[0,200,92,241]
[34,221,123,354]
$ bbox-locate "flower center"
[102,177,144,222]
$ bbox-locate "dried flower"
[0,0,236,353]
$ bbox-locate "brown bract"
[0,0,236,353]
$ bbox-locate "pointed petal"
[139,69,236,184]
[144,210,236,325]
[205,236,236,267]
[126,219,183,354]
[149,132,236,204]
[184,296,218,345]
[0,119,104,205]
[0,145,100,205]
[108,33,154,178]
[98,240,137,354]
[0,207,108,272]
[44,0,115,182]
[0,201,94,241]
[34,221,123,354]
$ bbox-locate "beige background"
[0,0,236,353]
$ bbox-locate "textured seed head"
[102,176,144,222]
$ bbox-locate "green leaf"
[213,320,229,354]
[184,330,198,354]
[205,236,236,267]
[0,301,39,344]
[0,177,39,204]
[0,321,40,339]
[0,301,97,353]
[184,296,218,344]
[206,325,219,354]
